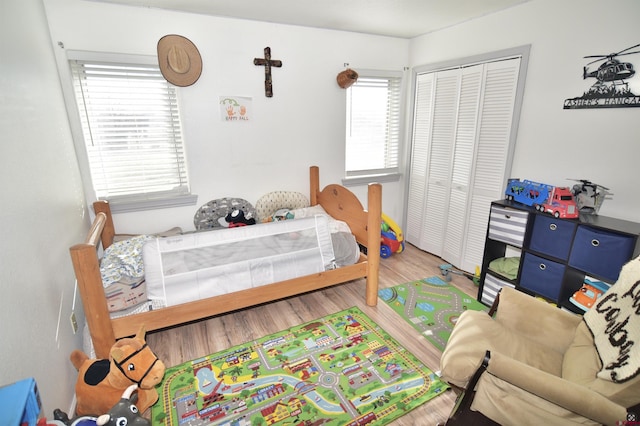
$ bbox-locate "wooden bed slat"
[70,166,381,359]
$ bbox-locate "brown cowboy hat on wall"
[157,34,202,87]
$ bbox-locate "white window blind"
[70,58,192,208]
[345,73,402,178]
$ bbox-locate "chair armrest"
[486,351,627,426]
[494,287,582,353]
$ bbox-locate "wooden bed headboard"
[309,166,380,247]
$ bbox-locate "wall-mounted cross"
[253,47,282,98]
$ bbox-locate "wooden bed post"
[310,166,320,206]
[70,243,117,358]
[366,182,382,306]
[93,201,115,249]
[70,202,117,358]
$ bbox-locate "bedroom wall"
[409,0,640,223]
[1,0,87,416]
[43,0,410,234]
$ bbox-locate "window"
[345,71,403,182]
[69,53,195,212]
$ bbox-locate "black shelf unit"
[478,199,640,312]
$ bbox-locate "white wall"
[44,0,410,234]
[409,0,640,222]
[1,0,87,416]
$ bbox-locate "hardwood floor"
[145,243,480,425]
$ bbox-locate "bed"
[70,166,382,358]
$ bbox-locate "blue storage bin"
[0,378,41,426]
[519,253,565,301]
[568,226,635,282]
[529,215,576,260]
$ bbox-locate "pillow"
[194,198,256,230]
[255,191,309,222]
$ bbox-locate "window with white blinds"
[70,56,193,211]
[345,72,402,179]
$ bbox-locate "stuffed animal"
[218,209,256,227]
[70,326,165,416]
[96,384,150,426]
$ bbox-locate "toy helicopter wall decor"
[564,43,640,109]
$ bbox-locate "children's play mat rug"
[150,306,447,425]
[378,277,487,351]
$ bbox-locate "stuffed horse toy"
[70,326,165,416]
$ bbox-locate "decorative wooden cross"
[253,47,282,97]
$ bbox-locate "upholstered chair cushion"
[442,310,565,388]
[562,321,601,386]
[441,287,581,389]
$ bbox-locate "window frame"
[65,50,196,213]
[343,69,405,186]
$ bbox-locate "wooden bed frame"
[70,166,382,358]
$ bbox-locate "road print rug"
[379,277,487,351]
[150,306,448,425]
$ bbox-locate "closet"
[406,47,529,273]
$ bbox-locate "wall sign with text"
[564,43,640,109]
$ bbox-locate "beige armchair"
[440,256,640,426]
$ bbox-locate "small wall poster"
[220,96,252,121]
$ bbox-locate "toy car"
[380,213,404,259]
[569,278,610,311]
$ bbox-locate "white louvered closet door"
[406,69,460,255]
[441,64,483,270]
[407,56,522,273]
[405,72,434,248]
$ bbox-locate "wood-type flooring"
[146,243,479,425]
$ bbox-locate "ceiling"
[92,0,531,39]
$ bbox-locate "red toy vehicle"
[380,213,404,259]
[536,186,579,218]
[380,230,403,258]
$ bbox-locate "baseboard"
[67,394,76,419]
